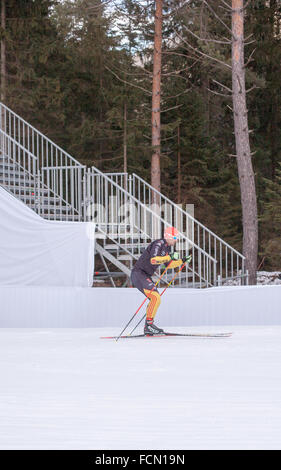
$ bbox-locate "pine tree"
[3,0,65,136]
[260,163,281,269]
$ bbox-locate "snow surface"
[1,326,281,450]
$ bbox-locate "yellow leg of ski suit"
[144,255,183,323]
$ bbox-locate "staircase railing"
[130,173,246,285]
[40,165,85,220]
[84,167,217,287]
[0,103,82,169]
[104,172,128,190]
[0,102,85,220]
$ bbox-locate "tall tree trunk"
[177,125,181,203]
[1,0,6,103]
[123,101,127,174]
[232,0,258,285]
[151,0,163,206]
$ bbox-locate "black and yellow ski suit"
[130,238,183,323]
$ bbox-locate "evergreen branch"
[162,50,201,66]
[160,134,178,142]
[218,5,232,13]
[162,50,196,60]
[86,0,112,10]
[242,0,251,11]
[207,88,232,98]
[218,0,232,11]
[244,39,256,46]
[98,154,124,163]
[245,33,254,42]
[246,85,258,94]
[105,66,152,95]
[257,256,265,271]
[111,0,154,21]
[160,104,183,114]
[212,79,232,93]
[243,48,256,68]
[110,62,152,77]
[164,87,193,101]
[203,0,236,39]
[162,1,190,19]
[162,66,192,77]
[183,24,231,44]
[175,31,232,70]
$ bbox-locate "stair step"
[94,233,107,240]
[0,183,65,200]
[0,162,19,171]
[0,168,32,177]
[117,256,132,261]
[104,242,148,250]
[98,234,150,242]
[36,204,72,215]
[102,234,149,241]
[43,214,81,221]
[15,195,63,205]
[8,197,72,214]
[40,205,73,215]
[0,174,34,184]
[0,155,16,163]
[0,184,50,196]
[117,254,140,261]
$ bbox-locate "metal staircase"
[0,102,247,288]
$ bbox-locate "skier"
[130,226,189,336]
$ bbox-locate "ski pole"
[115,261,173,342]
[128,258,190,336]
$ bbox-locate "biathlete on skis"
[130,226,191,336]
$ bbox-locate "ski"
[164,331,232,338]
[101,331,232,339]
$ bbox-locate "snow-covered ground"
[257,271,281,285]
[224,271,281,286]
[1,326,281,450]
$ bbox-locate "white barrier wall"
[0,285,280,327]
[0,186,95,287]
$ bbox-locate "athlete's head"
[164,226,179,246]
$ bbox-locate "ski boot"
[144,320,164,336]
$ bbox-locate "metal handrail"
[87,167,218,287]
[0,103,85,220]
[132,173,245,259]
[41,165,83,170]
[130,172,245,284]
[90,167,217,263]
[0,141,36,181]
[0,129,38,161]
[0,102,83,167]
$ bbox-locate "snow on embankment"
[224,271,281,286]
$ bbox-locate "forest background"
[1,0,280,271]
